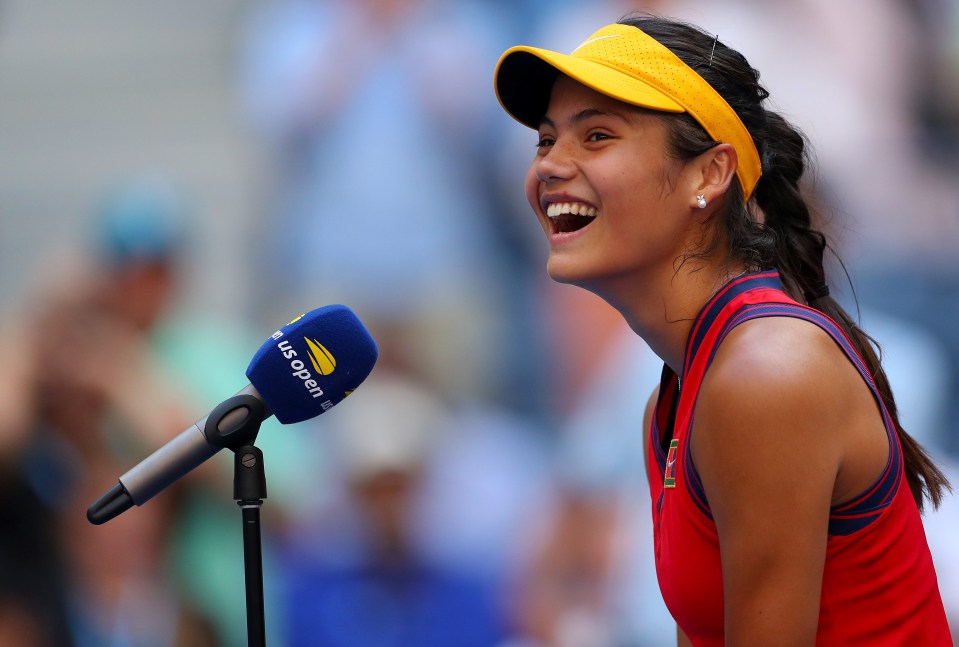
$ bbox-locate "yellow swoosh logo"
[305,337,336,375]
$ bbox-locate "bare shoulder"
[698,315,863,444]
[694,315,888,507]
[691,315,864,508]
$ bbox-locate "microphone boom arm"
[86,384,270,525]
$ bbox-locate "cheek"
[524,163,540,213]
[524,164,549,234]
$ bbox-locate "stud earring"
[696,195,707,209]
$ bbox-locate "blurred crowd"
[0,0,956,645]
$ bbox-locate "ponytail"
[755,111,950,512]
[623,14,951,511]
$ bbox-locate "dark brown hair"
[620,14,950,511]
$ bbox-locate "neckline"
[680,270,783,379]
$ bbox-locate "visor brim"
[494,46,684,129]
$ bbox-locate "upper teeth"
[547,202,597,218]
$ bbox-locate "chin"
[547,256,633,308]
[546,257,596,287]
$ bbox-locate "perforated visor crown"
[494,24,762,199]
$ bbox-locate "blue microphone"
[87,305,378,524]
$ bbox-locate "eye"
[586,131,612,142]
[535,134,555,149]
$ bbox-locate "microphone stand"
[204,394,271,647]
[87,390,274,646]
[234,445,268,647]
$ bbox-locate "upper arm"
[693,317,852,646]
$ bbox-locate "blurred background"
[0,0,955,645]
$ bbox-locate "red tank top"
[647,271,953,645]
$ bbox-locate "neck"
[590,260,746,375]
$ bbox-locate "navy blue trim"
[652,366,675,475]
[827,513,883,535]
[682,411,713,520]
[653,422,667,474]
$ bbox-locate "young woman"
[493,15,953,646]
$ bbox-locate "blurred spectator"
[274,369,551,647]
[500,487,624,647]
[0,175,224,646]
[236,0,549,418]
[495,317,673,647]
[0,592,51,647]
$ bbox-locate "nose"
[534,140,576,183]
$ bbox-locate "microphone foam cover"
[246,305,378,424]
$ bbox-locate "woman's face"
[524,75,696,294]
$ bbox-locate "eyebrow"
[539,107,629,130]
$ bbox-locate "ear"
[688,143,738,209]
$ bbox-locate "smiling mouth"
[546,202,597,234]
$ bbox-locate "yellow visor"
[494,23,762,199]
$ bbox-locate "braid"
[621,13,950,511]
[756,111,949,510]
[751,111,828,302]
